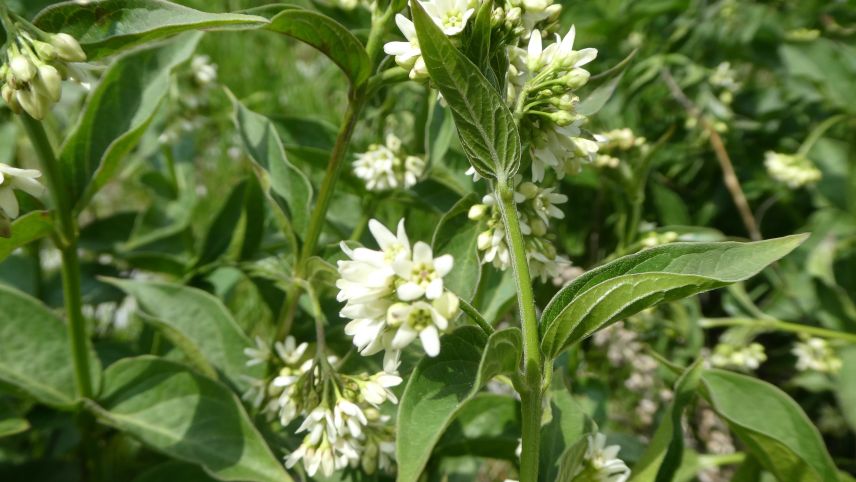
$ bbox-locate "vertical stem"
[20,114,93,398]
[496,178,542,482]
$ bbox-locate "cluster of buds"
[709,342,767,371]
[792,337,842,374]
[508,28,599,181]
[353,133,426,191]
[468,178,571,281]
[764,151,822,188]
[593,128,648,169]
[1,26,85,119]
[243,336,400,477]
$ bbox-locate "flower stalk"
[19,113,93,398]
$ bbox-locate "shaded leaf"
[266,9,370,87]
[540,235,807,358]
[90,356,292,482]
[432,193,481,302]
[35,0,267,60]
[434,393,520,460]
[411,0,520,180]
[0,211,53,262]
[540,375,592,482]
[61,33,201,211]
[397,326,522,482]
[0,403,29,438]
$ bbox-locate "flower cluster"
[593,128,648,169]
[468,178,571,281]
[509,28,599,181]
[792,337,841,374]
[243,336,400,477]
[709,342,767,371]
[384,0,475,80]
[574,433,631,482]
[0,163,44,221]
[353,133,426,191]
[337,219,459,370]
[764,151,822,188]
[1,23,85,119]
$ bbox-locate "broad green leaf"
[61,33,201,211]
[837,347,856,432]
[434,393,520,460]
[104,278,262,391]
[432,194,481,302]
[411,0,521,180]
[701,369,839,482]
[0,285,100,408]
[231,93,312,241]
[90,356,292,482]
[0,403,29,438]
[0,211,53,262]
[577,72,624,117]
[540,235,807,358]
[34,0,267,60]
[266,9,370,87]
[133,461,219,482]
[540,376,592,482]
[632,360,703,482]
[397,326,522,482]
[475,267,516,325]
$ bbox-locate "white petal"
[420,326,441,356]
[412,241,433,263]
[433,254,454,276]
[397,282,425,301]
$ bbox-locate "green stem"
[700,317,856,344]
[20,114,93,398]
[797,114,847,157]
[495,178,542,482]
[459,299,494,334]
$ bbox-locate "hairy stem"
[496,178,542,482]
[20,114,93,398]
[459,299,494,335]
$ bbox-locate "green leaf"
[397,326,522,482]
[701,369,839,482]
[0,211,53,262]
[632,360,703,482]
[540,235,807,358]
[133,461,219,482]
[90,356,292,482]
[61,33,201,211]
[230,92,313,241]
[540,376,592,482]
[34,0,267,60]
[577,72,624,117]
[432,194,482,302]
[104,278,262,391]
[837,347,856,432]
[0,403,29,438]
[434,393,520,460]
[266,9,370,87]
[411,0,521,180]
[196,179,256,267]
[0,285,100,408]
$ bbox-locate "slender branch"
[660,69,761,241]
[700,317,856,344]
[797,114,847,157]
[459,299,494,334]
[19,114,93,398]
[495,178,542,482]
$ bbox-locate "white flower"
[793,337,841,374]
[386,292,459,356]
[421,0,476,36]
[191,55,218,85]
[357,372,403,406]
[384,15,428,80]
[353,134,425,191]
[393,242,454,300]
[764,151,821,188]
[243,336,270,367]
[274,335,309,365]
[582,433,631,482]
[710,343,767,371]
[0,163,44,220]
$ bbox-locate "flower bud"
[36,64,62,102]
[50,33,86,62]
[477,230,493,250]
[522,0,550,12]
[545,4,562,19]
[505,6,521,23]
[32,40,57,61]
[518,181,539,199]
[468,203,487,220]
[16,88,49,120]
[9,55,36,83]
[549,110,574,126]
[563,68,590,90]
[1,84,22,114]
[530,218,547,237]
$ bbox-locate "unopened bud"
[468,204,487,220]
[32,41,57,61]
[563,68,590,89]
[549,110,574,126]
[545,4,562,19]
[518,181,539,199]
[9,55,36,83]
[16,88,49,120]
[505,6,521,23]
[522,0,550,12]
[1,84,22,114]
[50,33,86,62]
[530,219,547,237]
[36,65,62,102]
[477,230,493,250]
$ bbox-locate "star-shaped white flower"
[393,241,453,300]
[0,163,44,220]
[421,0,475,36]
